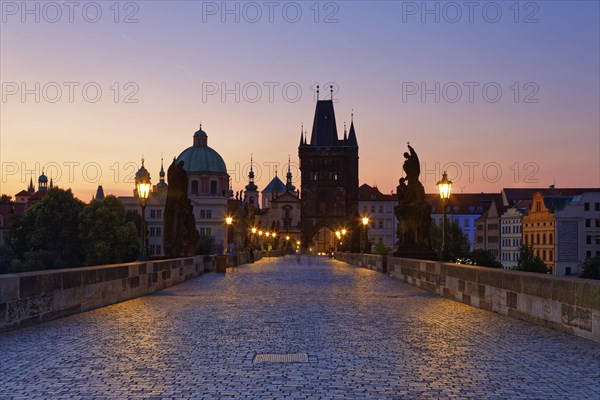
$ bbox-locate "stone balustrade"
[335,253,600,343]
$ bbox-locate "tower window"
[210,180,217,194]
[191,180,199,195]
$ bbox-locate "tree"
[0,194,13,205]
[373,242,390,255]
[580,255,600,280]
[195,234,215,255]
[468,249,503,268]
[430,220,471,262]
[514,245,548,274]
[7,188,85,271]
[79,196,140,265]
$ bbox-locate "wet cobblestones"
[1,257,599,399]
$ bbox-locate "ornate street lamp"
[436,171,453,262]
[225,216,233,253]
[362,216,370,253]
[135,159,151,261]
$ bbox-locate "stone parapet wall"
[335,252,387,273]
[0,255,217,332]
[336,253,600,343]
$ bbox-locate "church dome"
[38,173,48,183]
[176,127,227,174]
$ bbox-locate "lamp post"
[362,216,370,253]
[251,227,257,249]
[225,216,233,253]
[135,159,152,261]
[436,171,453,262]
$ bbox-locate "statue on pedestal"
[164,159,200,257]
[394,143,437,260]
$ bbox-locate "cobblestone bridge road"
[2,257,599,399]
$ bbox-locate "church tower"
[244,155,259,206]
[298,95,359,251]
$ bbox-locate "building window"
[191,180,199,195]
[378,205,384,213]
[542,250,546,261]
[549,250,553,260]
[586,235,592,245]
[199,209,212,219]
[586,250,592,259]
[378,220,384,229]
[537,234,540,244]
[371,205,376,213]
[596,219,600,228]
[543,234,546,244]
[150,209,156,218]
[210,181,217,195]
[150,227,156,236]
[156,245,162,255]
[586,219,591,228]
[549,234,553,244]
[149,245,155,256]
[595,203,600,211]
[584,202,590,211]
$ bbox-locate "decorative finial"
[316,85,320,101]
[199,122,202,130]
[351,109,354,122]
[141,156,145,166]
[330,85,333,100]
[344,122,347,134]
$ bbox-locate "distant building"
[253,160,302,249]
[524,191,600,276]
[499,203,529,269]
[120,126,230,257]
[427,193,501,251]
[358,184,397,247]
[474,199,505,260]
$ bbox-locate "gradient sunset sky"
[1,1,599,201]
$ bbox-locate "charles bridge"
[1,254,599,399]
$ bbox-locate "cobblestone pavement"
[2,257,599,399]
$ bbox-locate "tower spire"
[316,85,320,101]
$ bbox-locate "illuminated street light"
[436,171,453,262]
[135,158,151,261]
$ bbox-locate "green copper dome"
[176,128,227,174]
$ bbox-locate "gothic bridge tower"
[298,98,360,252]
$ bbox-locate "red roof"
[502,188,600,206]
[358,184,396,201]
[425,193,503,215]
[15,190,30,197]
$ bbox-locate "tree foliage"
[580,255,600,280]
[79,196,140,266]
[8,189,85,271]
[5,189,141,273]
[468,249,503,268]
[430,220,471,262]
[514,245,548,274]
[0,194,13,205]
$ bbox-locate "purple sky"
[1,1,599,200]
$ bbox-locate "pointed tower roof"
[347,112,358,147]
[286,155,296,192]
[309,100,339,146]
[299,123,306,147]
[95,184,105,200]
[28,177,35,194]
[154,158,168,193]
[245,154,258,191]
